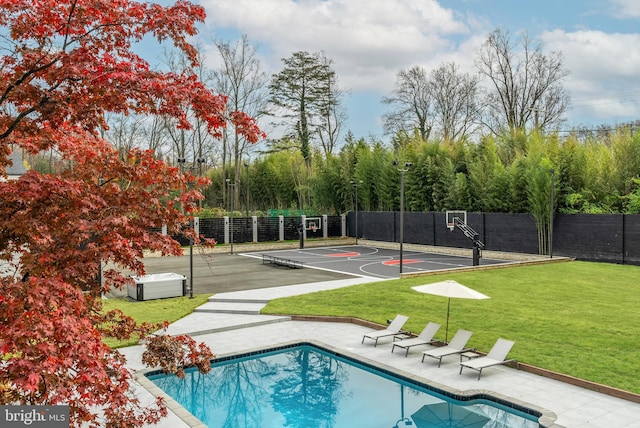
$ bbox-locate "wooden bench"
[262,254,304,269]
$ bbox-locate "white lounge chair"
[391,322,441,357]
[459,338,516,380]
[421,329,473,367]
[361,314,409,347]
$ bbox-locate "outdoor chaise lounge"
[421,329,473,367]
[391,322,441,357]
[459,338,516,380]
[361,314,409,347]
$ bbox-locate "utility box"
[128,273,187,301]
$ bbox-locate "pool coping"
[136,339,561,428]
[289,315,640,405]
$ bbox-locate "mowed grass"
[262,261,640,394]
[101,294,209,348]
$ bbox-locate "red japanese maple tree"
[0,0,263,426]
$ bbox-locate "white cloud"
[200,0,471,92]
[196,1,640,133]
[609,0,640,19]
[541,29,640,123]
[542,29,640,81]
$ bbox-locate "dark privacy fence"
[347,211,640,265]
[170,212,640,265]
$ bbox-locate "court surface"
[244,245,509,279]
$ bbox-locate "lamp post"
[196,157,206,173]
[196,157,205,208]
[393,161,412,274]
[177,157,194,297]
[226,179,236,255]
[350,180,363,244]
[177,157,186,173]
[549,168,555,258]
[244,161,250,218]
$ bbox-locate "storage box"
[127,273,187,301]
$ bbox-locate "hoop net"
[310,224,317,233]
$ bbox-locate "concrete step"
[164,313,291,337]
[194,301,266,315]
[207,296,270,304]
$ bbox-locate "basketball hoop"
[310,224,317,233]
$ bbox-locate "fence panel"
[258,217,280,242]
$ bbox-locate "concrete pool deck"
[120,277,640,428]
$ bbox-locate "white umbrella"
[412,280,490,342]
[411,402,490,428]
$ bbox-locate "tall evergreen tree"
[269,51,342,168]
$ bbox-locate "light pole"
[196,157,205,208]
[177,157,186,173]
[549,168,555,258]
[244,161,250,218]
[350,180,363,244]
[393,161,412,274]
[196,157,206,173]
[226,179,236,255]
[177,157,194,297]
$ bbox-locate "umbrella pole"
[446,298,451,343]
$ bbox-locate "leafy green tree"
[251,151,300,210]
[408,142,455,211]
[527,158,555,254]
[610,127,640,195]
[581,138,618,211]
[449,172,473,210]
[624,178,640,213]
[488,163,513,212]
[554,134,586,213]
[356,141,394,211]
[467,136,507,211]
[311,154,350,213]
[508,156,530,213]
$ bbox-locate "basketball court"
[243,245,509,279]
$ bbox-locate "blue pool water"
[147,343,540,428]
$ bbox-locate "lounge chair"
[459,338,516,380]
[391,322,441,357]
[421,329,473,367]
[361,314,408,347]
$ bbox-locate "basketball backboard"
[305,217,322,232]
[445,210,467,231]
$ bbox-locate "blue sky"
[171,0,640,142]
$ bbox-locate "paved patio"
[120,277,640,428]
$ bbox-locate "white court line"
[359,261,399,278]
[240,251,382,280]
[243,246,504,279]
[299,263,381,280]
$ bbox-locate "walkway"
[121,278,640,428]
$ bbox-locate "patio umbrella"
[411,402,490,428]
[412,280,489,342]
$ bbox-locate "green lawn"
[101,294,209,348]
[262,261,640,394]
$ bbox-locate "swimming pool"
[146,343,541,428]
[146,342,542,427]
